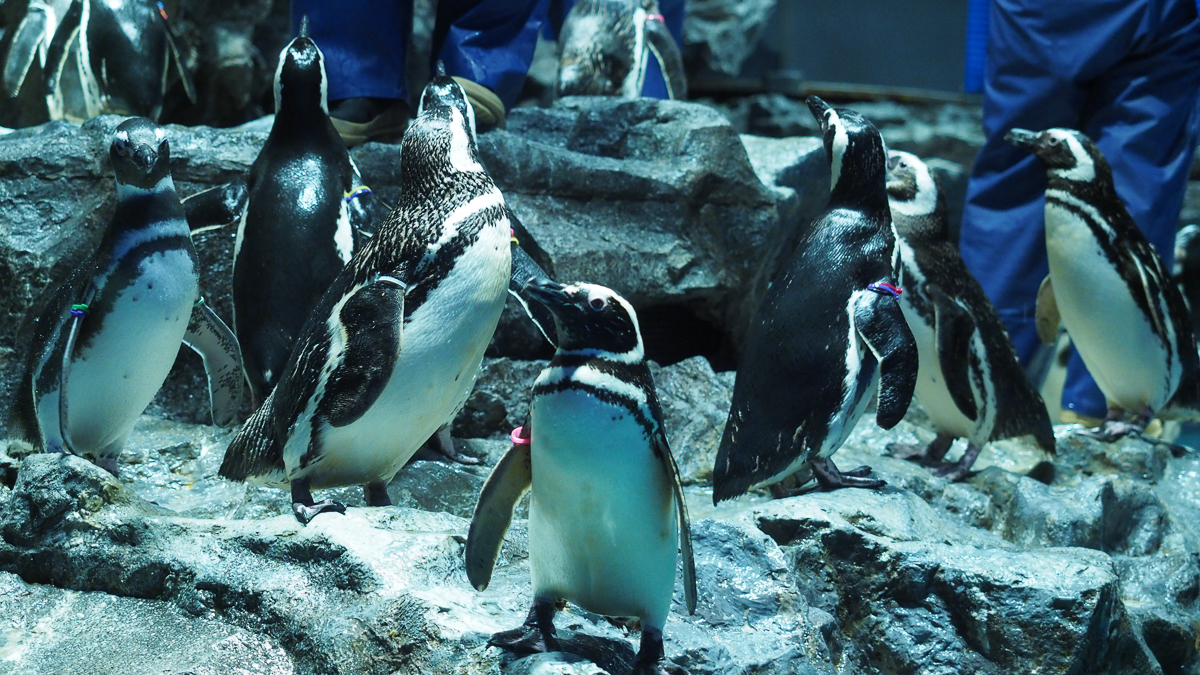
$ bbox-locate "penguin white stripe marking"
[233,198,250,264]
[889,154,938,217]
[559,347,643,364]
[536,364,650,409]
[828,109,849,193]
[335,198,353,263]
[448,107,483,173]
[1045,189,1116,240]
[571,283,646,361]
[1052,134,1096,182]
[422,188,504,263]
[623,8,649,97]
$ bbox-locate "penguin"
[465,279,696,675]
[556,0,687,100]
[883,150,1054,480]
[218,73,513,524]
[4,116,243,475]
[0,0,56,127]
[712,96,918,503]
[41,0,194,122]
[1010,127,1200,438]
[232,19,372,409]
[1173,223,1200,339]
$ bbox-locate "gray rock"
[682,0,777,76]
[740,134,827,237]
[650,357,734,484]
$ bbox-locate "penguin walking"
[5,117,243,475]
[556,0,687,100]
[466,279,696,675]
[712,97,918,503]
[1010,127,1200,438]
[219,73,513,524]
[233,19,371,408]
[883,150,1054,480]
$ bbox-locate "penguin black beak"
[522,278,570,308]
[806,95,831,125]
[1005,128,1040,151]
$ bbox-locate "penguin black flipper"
[182,179,248,233]
[854,290,918,429]
[182,298,244,427]
[219,398,284,481]
[465,430,533,591]
[317,274,407,428]
[928,284,979,421]
[43,0,82,109]
[158,6,196,104]
[650,423,697,615]
[642,16,687,100]
[2,4,47,98]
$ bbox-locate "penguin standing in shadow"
[712,96,917,503]
[219,73,512,524]
[556,0,686,100]
[232,18,372,408]
[466,279,695,675]
[1011,127,1200,438]
[884,150,1054,480]
[6,117,243,475]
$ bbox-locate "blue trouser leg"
[291,0,412,102]
[960,0,1200,419]
[434,0,546,110]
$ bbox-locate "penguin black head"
[523,278,644,360]
[556,0,637,97]
[886,150,946,230]
[110,117,171,191]
[402,73,481,181]
[807,96,887,204]
[274,18,328,115]
[1006,127,1109,183]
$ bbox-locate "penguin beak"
[806,96,831,125]
[1005,128,1040,151]
[522,278,571,308]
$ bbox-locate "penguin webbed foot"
[811,458,886,491]
[95,456,120,477]
[290,478,346,524]
[1079,408,1151,443]
[426,425,484,466]
[363,480,392,507]
[886,434,953,466]
[489,598,560,654]
[629,627,683,675]
[884,442,926,461]
[930,443,982,482]
[291,500,347,524]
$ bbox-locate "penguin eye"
[1047,136,1060,147]
[588,297,607,311]
[113,137,130,157]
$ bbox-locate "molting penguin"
[884,150,1054,480]
[712,96,918,503]
[556,0,686,100]
[1010,127,1200,438]
[465,279,695,675]
[5,116,243,475]
[232,19,372,408]
[219,73,513,524]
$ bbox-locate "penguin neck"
[116,174,177,202]
[829,177,889,215]
[273,97,332,133]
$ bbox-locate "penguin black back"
[713,97,916,502]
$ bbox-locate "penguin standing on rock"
[884,150,1054,480]
[712,96,918,503]
[219,73,512,524]
[233,19,372,408]
[5,117,243,476]
[466,279,695,675]
[1011,127,1200,438]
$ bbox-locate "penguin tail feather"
[218,408,283,482]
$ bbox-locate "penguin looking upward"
[466,279,695,675]
[556,0,687,100]
[884,150,1054,480]
[233,18,371,408]
[5,117,243,475]
[1010,128,1200,438]
[712,97,918,503]
[219,73,513,524]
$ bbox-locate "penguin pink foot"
[489,599,560,654]
[811,458,886,490]
[886,433,953,464]
[1080,408,1152,443]
[428,425,483,466]
[931,443,982,482]
[290,479,345,525]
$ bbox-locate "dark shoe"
[329,97,410,148]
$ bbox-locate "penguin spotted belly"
[288,226,511,488]
[529,388,678,629]
[1046,205,1175,411]
[38,250,197,455]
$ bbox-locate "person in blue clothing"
[293,0,544,146]
[958,0,1200,426]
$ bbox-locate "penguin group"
[8,14,1200,675]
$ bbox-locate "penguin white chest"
[1044,200,1174,410]
[528,388,678,628]
[39,250,197,455]
[298,223,512,486]
[898,293,976,439]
